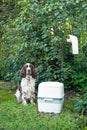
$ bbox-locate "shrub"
[75,93,87,116]
[0,0,87,92]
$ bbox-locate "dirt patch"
[64,90,77,100]
[0,81,16,90]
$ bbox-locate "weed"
[0,90,87,130]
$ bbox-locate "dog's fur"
[15,63,37,105]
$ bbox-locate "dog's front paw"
[22,100,28,106]
[30,99,35,104]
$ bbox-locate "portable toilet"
[38,82,64,114]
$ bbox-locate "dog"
[15,63,37,105]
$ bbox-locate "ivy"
[0,0,87,91]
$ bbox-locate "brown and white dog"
[15,63,37,105]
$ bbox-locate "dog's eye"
[26,65,28,68]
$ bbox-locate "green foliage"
[0,90,87,130]
[64,97,75,111]
[75,93,87,115]
[0,0,87,91]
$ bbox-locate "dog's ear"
[30,64,38,79]
[19,65,26,78]
[32,69,38,79]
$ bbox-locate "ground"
[0,81,87,130]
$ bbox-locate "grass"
[0,90,87,130]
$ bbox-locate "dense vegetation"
[0,0,87,90]
[0,1,87,129]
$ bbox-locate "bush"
[0,0,87,92]
[75,93,87,116]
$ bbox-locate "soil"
[64,90,77,100]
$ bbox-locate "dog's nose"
[28,69,30,74]
[26,68,31,75]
